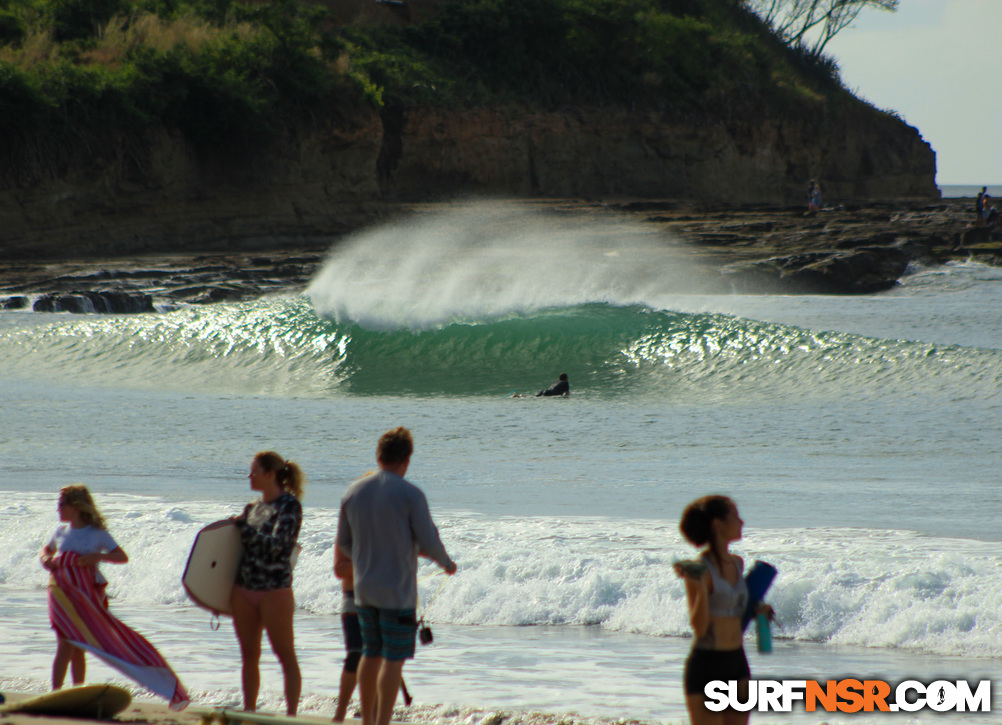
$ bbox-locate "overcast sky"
[825,0,1001,185]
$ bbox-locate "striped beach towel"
[47,552,190,711]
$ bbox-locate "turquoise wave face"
[2,296,1001,401]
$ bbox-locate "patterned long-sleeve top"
[234,493,302,591]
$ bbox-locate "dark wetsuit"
[536,380,569,397]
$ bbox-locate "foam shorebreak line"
[3,493,1001,660]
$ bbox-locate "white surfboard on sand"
[202,706,406,725]
[183,519,243,616]
[0,685,132,718]
[202,707,352,725]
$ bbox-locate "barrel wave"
[3,204,1001,399]
[2,295,1000,401]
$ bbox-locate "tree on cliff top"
[745,0,897,55]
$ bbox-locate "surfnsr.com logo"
[704,679,991,713]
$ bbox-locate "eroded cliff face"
[0,120,387,259]
[381,105,937,203]
[0,103,937,259]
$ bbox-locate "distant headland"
[1,0,939,260]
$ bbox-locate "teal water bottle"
[756,612,772,653]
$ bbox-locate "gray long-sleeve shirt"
[336,469,454,609]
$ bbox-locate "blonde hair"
[59,484,107,529]
[254,451,306,500]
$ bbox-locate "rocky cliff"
[382,104,936,202]
[0,101,937,260]
[0,120,386,259]
[6,198,999,314]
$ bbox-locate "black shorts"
[342,612,363,652]
[684,647,750,696]
[341,612,363,672]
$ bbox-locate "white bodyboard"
[182,519,243,615]
[182,518,302,616]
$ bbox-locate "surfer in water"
[231,451,305,715]
[40,485,129,689]
[675,495,770,725]
[536,372,570,397]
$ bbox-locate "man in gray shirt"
[336,427,457,725]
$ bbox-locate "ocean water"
[938,185,1002,198]
[1,203,1001,724]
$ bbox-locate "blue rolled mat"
[741,560,777,632]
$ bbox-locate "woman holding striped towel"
[40,484,189,710]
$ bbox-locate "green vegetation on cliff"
[350,0,844,110]
[0,0,849,164]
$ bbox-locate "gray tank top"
[693,553,748,650]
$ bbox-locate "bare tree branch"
[745,0,898,55]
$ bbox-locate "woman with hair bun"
[676,495,763,725]
[231,451,305,715]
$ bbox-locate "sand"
[1,694,203,725]
[0,693,359,725]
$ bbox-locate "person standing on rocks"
[976,187,987,226]
[807,180,822,214]
[981,193,997,227]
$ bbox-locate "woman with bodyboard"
[230,452,305,716]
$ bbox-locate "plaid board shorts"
[357,606,418,661]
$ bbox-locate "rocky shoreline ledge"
[1,198,997,314]
[631,196,1001,294]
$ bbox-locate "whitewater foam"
[5,493,1001,659]
[306,202,710,330]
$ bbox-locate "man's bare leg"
[376,659,405,725]
[358,655,381,725]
